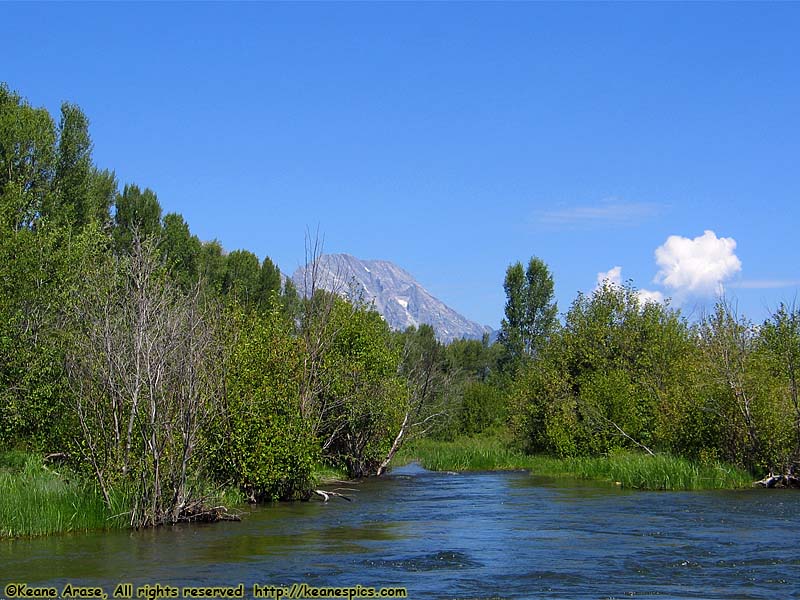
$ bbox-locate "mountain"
[291,254,492,343]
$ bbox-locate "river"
[2,463,799,599]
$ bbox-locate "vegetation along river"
[2,463,799,599]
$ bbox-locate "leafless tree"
[65,232,224,527]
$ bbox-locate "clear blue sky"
[3,2,799,328]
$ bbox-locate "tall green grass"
[0,451,127,538]
[313,463,348,485]
[396,437,752,490]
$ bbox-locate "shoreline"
[395,437,754,491]
[1,441,756,540]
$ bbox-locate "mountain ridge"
[290,253,492,343]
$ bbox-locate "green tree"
[759,303,800,464]
[510,282,693,457]
[209,306,315,501]
[222,249,261,305]
[257,256,282,311]
[48,103,92,227]
[0,83,57,230]
[498,257,557,365]
[160,212,201,290]
[113,184,162,251]
[318,299,406,478]
[281,277,301,318]
[445,335,504,383]
[198,240,226,292]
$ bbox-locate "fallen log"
[754,473,800,489]
[313,489,353,502]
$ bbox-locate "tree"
[198,240,226,293]
[113,184,162,251]
[48,102,93,227]
[209,305,315,501]
[0,83,57,231]
[510,282,693,457]
[319,299,406,478]
[759,303,800,465]
[160,212,201,290]
[376,324,451,473]
[498,257,557,364]
[222,249,260,305]
[257,256,282,311]
[64,234,224,526]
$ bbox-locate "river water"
[2,463,799,599]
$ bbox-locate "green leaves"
[498,257,557,366]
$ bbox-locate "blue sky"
[3,2,799,328]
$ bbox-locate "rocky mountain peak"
[291,254,492,343]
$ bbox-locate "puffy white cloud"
[596,266,664,305]
[636,288,665,305]
[654,230,741,296]
[596,266,623,287]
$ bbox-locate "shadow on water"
[3,461,800,599]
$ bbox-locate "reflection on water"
[2,462,799,599]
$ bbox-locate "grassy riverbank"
[0,451,128,538]
[0,451,252,539]
[0,450,351,539]
[395,436,753,490]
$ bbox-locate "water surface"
[3,463,799,599]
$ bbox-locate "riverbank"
[395,436,753,490]
[0,451,127,538]
[0,451,352,539]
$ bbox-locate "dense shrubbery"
[209,307,315,501]
[508,282,800,475]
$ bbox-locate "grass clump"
[0,451,127,538]
[313,463,349,485]
[396,436,752,490]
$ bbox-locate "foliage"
[112,184,162,251]
[317,299,407,478]
[695,302,797,472]
[209,306,316,501]
[459,381,507,436]
[498,257,557,366]
[160,212,201,290]
[510,282,694,458]
[0,83,57,230]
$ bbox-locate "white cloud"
[537,201,664,228]
[596,266,623,287]
[636,288,665,305]
[596,265,664,305]
[654,230,741,296]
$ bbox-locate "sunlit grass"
[396,437,752,490]
[0,451,127,538]
[312,463,348,485]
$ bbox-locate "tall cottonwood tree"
[499,257,557,364]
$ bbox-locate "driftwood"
[754,473,800,489]
[312,489,353,502]
[179,502,241,522]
